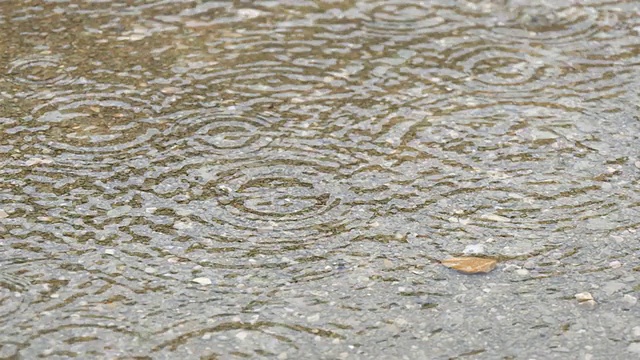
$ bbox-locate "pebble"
[575,292,594,302]
[173,220,193,230]
[463,244,485,255]
[144,267,156,274]
[237,8,264,19]
[160,87,180,95]
[523,260,536,270]
[480,213,511,222]
[104,249,115,255]
[0,209,8,219]
[609,260,622,269]
[25,157,53,166]
[628,343,640,354]
[515,269,529,276]
[192,277,212,285]
[622,294,638,306]
[632,326,640,338]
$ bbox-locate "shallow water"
[1,0,640,358]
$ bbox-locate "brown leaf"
[441,257,497,274]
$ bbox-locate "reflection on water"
[1,0,640,358]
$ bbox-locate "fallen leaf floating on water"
[441,257,497,274]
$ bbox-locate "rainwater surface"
[1,0,640,359]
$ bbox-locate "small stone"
[632,326,640,338]
[575,292,594,302]
[0,209,8,219]
[25,157,53,166]
[515,269,529,276]
[173,220,192,230]
[104,249,115,255]
[237,8,263,19]
[523,260,536,270]
[277,353,288,360]
[622,294,638,306]
[144,267,156,274]
[236,331,249,340]
[202,333,211,340]
[634,161,640,169]
[480,213,511,222]
[160,87,180,95]
[628,343,640,354]
[307,313,320,322]
[192,277,212,285]
[463,244,485,255]
[610,261,622,269]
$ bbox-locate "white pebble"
[104,249,115,255]
[25,157,53,166]
[480,213,510,222]
[628,343,640,354]
[237,8,263,19]
[192,277,212,285]
[575,292,594,302]
[623,294,638,306]
[609,261,622,269]
[515,269,529,276]
[463,244,485,255]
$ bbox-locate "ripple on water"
[444,42,566,96]
[31,91,162,156]
[400,103,634,248]
[15,325,147,358]
[481,2,604,45]
[0,271,31,323]
[7,55,76,87]
[360,2,448,36]
[188,155,355,238]
[157,108,280,160]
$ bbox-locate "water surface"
[1,0,640,358]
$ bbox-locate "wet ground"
[1,0,640,359]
